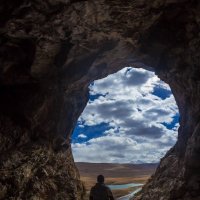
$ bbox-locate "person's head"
[97,175,104,183]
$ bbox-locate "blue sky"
[72,67,179,163]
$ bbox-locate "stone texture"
[0,0,200,199]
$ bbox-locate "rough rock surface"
[0,0,200,199]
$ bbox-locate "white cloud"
[72,133,175,163]
[72,67,179,163]
[78,134,87,139]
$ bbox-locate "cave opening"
[71,67,180,198]
[1,1,200,199]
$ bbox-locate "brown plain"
[76,162,157,198]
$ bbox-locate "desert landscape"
[76,162,157,199]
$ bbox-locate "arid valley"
[76,162,157,199]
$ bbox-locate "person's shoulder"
[90,185,96,191]
[90,185,96,195]
[103,185,111,190]
[91,185,96,191]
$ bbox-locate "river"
[117,188,142,200]
[107,183,143,200]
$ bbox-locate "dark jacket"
[89,183,114,200]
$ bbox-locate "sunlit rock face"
[0,0,200,199]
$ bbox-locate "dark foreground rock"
[0,0,200,199]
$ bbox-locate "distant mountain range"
[76,162,158,179]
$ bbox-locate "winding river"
[117,188,142,200]
[107,183,143,200]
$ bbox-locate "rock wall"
[0,0,200,199]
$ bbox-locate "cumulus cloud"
[78,134,87,139]
[72,134,172,163]
[125,68,152,86]
[72,67,179,163]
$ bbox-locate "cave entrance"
[71,67,179,198]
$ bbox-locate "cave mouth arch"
[1,1,200,199]
[71,67,179,165]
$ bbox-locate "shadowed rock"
[0,0,200,199]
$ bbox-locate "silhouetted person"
[89,175,114,200]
